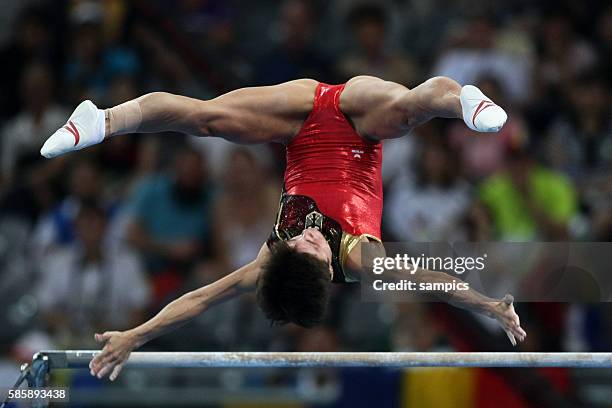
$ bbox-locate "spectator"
[212,147,278,270]
[433,15,533,104]
[0,6,57,120]
[31,159,104,260]
[126,146,214,304]
[479,140,577,241]
[534,13,598,99]
[384,131,470,242]
[337,3,419,87]
[543,72,612,178]
[36,204,149,348]
[255,0,332,85]
[170,0,248,89]
[64,2,140,103]
[1,63,67,184]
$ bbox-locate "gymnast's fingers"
[90,353,105,373]
[513,325,526,342]
[505,330,517,347]
[91,334,112,368]
[109,364,124,381]
[95,332,119,344]
[96,359,118,379]
[91,347,117,374]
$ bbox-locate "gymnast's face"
[287,227,334,279]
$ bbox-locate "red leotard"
[283,83,383,239]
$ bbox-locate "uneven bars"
[34,351,612,369]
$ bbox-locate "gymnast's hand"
[490,294,527,346]
[90,331,137,381]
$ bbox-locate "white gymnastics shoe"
[40,100,105,158]
[460,85,508,132]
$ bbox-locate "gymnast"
[41,75,526,380]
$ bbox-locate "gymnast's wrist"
[125,327,149,348]
[481,299,500,319]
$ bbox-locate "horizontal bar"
[37,351,612,369]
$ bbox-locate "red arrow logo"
[472,100,496,128]
[63,120,80,146]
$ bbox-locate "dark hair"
[256,242,331,328]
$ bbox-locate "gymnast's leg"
[40,79,318,158]
[340,75,507,141]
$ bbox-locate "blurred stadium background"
[0,0,611,406]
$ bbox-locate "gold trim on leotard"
[339,232,382,282]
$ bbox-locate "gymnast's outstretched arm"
[89,244,269,381]
[346,240,526,346]
[401,268,526,346]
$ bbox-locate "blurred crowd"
[0,0,611,405]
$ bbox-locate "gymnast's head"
[256,228,333,328]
